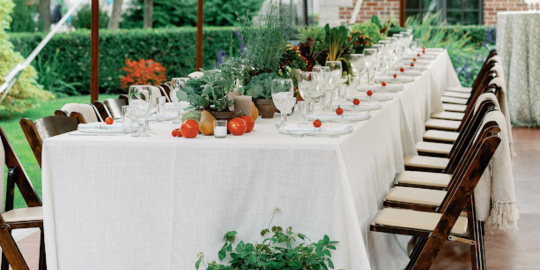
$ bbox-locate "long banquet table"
[42,51,461,270]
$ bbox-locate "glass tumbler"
[213,120,228,139]
[297,101,309,126]
[122,105,132,134]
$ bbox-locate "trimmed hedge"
[421,25,495,48]
[9,27,241,94]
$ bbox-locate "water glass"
[298,71,321,113]
[297,101,309,126]
[325,61,343,84]
[338,84,347,103]
[128,85,152,137]
[271,78,294,94]
[349,54,366,77]
[122,105,132,134]
[156,96,166,122]
[323,89,334,111]
[213,120,228,139]
[349,75,361,91]
[364,49,378,85]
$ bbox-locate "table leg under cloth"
[41,51,459,270]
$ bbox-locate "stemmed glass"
[271,79,296,128]
[350,54,366,77]
[298,71,321,113]
[364,49,378,85]
[128,85,152,137]
[170,78,190,124]
[326,61,347,99]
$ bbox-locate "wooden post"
[196,0,204,71]
[400,0,406,27]
[91,0,99,102]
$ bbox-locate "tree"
[38,0,51,30]
[108,0,124,29]
[143,0,153,28]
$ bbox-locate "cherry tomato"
[410,63,415,67]
[172,129,178,137]
[181,119,199,138]
[413,58,417,62]
[336,107,344,115]
[400,67,405,73]
[228,118,247,136]
[393,74,397,79]
[422,50,426,54]
[367,90,373,96]
[353,98,360,105]
[381,82,387,87]
[313,119,322,128]
[240,115,255,133]
[105,117,114,125]
[177,129,183,137]
[422,46,426,50]
[417,53,421,57]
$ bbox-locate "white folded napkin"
[347,93,394,101]
[307,111,371,121]
[375,76,415,83]
[279,123,353,136]
[164,103,177,110]
[402,60,430,66]
[148,111,179,121]
[393,66,428,71]
[77,122,133,133]
[386,70,422,77]
[403,54,437,60]
[356,84,403,92]
[332,102,381,111]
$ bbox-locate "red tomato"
[410,63,415,67]
[393,74,397,79]
[400,67,405,73]
[381,82,387,87]
[313,119,322,128]
[172,129,178,137]
[181,120,199,138]
[417,53,421,57]
[413,58,417,62]
[367,90,373,96]
[336,107,344,115]
[422,46,426,50]
[422,50,426,54]
[177,129,183,137]
[105,117,114,125]
[228,118,247,136]
[353,98,360,105]
[240,115,255,133]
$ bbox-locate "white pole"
[0,1,83,103]
[349,0,363,25]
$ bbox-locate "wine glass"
[128,85,152,137]
[271,79,296,128]
[349,54,366,77]
[325,61,343,84]
[298,71,321,113]
[364,49,378,85]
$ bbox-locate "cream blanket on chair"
[473,95,519,231]
[0,139,5,212]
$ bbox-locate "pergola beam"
[91,0,99,102]
[196,0,204,71]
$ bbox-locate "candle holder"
[213,120,228,139]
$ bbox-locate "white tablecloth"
[497,11,540,127]
[42,51,460,270]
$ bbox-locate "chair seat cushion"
[404,155,449,170]
[443,91,471,99]
[386,186,446,206]
[397,171,452,188]
[374,208,468,236]
[443,103,467,112]
[445,86,472,93]
[423,130,459,143]
[441,96,468,105]
[425,119,461,131]
[416,141,453,155]
[3,206,43,223]
[431,111,465,121]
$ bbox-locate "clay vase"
[254,98,276,119]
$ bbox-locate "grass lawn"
[1,94,116,209]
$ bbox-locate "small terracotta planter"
[208,109,235,122]
[254,98,276,119]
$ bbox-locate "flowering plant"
[347,30,373,54]
[279,44,308,72]
[120,58,167,89]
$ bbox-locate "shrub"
[0,0,52,116]
[71,4,109,30]
[120,58,167,89]
[9,27,240,94]
[9,0,38,33]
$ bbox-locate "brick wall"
[483,0,527,25]
[338,0,400,24]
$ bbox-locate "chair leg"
[39,228,47,270]
[1,253,8,270]
[406,237,428,269]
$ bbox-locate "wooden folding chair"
[102,99,127,119]
[371,131,501,270]
[0,127,46,270]
[20,115,80,167]
[442,50,498,97]
[118,94,129,105]
[54,103,102,124]
[92,101,110,121]
[404,100,497,172]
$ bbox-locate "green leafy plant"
[242,72,281,99]
[71,4,109,29]
[9,0,38,33]
[324,24,348,62]
[178,69,234,111]
[350,22,382,44]
[34,49,82,97]
[195,208,340,270]
[239,1,290,74]
[347,30,372,54]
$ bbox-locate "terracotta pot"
[208,109,235,122]
[254,98,276,119]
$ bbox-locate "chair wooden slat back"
[103,99,127,119]
[92,101,110,121]
[20,115,80,167]
[118,94,129,105]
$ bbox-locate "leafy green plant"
[324,24,348,62]
[350,22,382,44]
[195,208,340,270]
[34,49,82,97]
[240,1,290,74]
[9,0,38,33]
[242,72,281,99]
[178,69,234,111]
[71,4,109,29]
[297,26,326,53]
